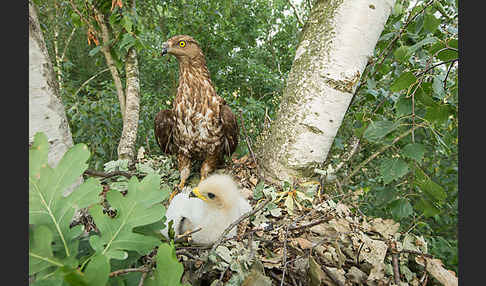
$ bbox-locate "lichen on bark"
[255,0,394,182]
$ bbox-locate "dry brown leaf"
[294,237,313,249]
[369,218,400,239]
[360,234,388,282]
[328,218,352,233]
[346,266,368,284]
[309,256,326,286]
[415,257,458,286]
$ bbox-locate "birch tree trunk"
[255,0,395,182]
[29,2,74,168]
[117,46,140,161]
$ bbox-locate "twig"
[138,255,156,286]
[195,197,272,279]
[238,110,263,181]
[288,216,332,231]
[176,249,200,261]
[68,0,96,34]
[289,272,299,286]
[145,136,151,154]
[443,59,458,90]
[109,267,148,277]
[390,241,401,284]
[392,253,401,284]
[333,137,360,174]
[138,271,148,286]
[84,169,133,179]
[280,224,290,286]
[416,58,459,77]
[219,264,230,283]
[210,197,272,254]
[400,249,434,258]
[353,0,436,98]
[287,0,304,27]
[356,242,364,265]
[270,271,292,286]
[175,227,202,241]
[60,27,77,62]
[73,68,110,97]
[342,124,424,184]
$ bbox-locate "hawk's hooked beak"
[190,187,208,201]
[161,42,169,56]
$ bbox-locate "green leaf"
[29,132,102,277]
[414,198,441,217]
[390,198,413,220]
[379,158,409,184]
[84,254,110,286]
[402,143,426,161]
[374,187,397,206]
[432,76,445,99]
[284,195,294,214]
[145,243,185,286]
[393,2,403,16]
[89,174,167,260]
[70,12,82,27]
[424,13,440,33]
[394,46,411,63]
[390,72,417,92]
[29,225,62,275]
[395,96,412,117]
[253,181,265,200]
[122,15,133,33]
[88,46,101,57]
[417,178,447,203]
[60,266,89,286]
[415,169,447,202]
[119,33,136,52]
[363,120,399,142]
[425,104,450,125]
[133,219,167,240]
[415,86,436,107]
[410,36,438,53]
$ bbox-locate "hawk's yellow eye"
[179,41,186,47]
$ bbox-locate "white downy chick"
[161,173,251,245]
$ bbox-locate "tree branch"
[287,0,304,27]
[109,267,148,277]
[73,68,110,97]
[91,5,127,122]
[343,124,425,184]
[60,27,77,62]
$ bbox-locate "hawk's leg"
[200,153,221,182]
[169,154,191,201]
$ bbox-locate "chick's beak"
[190,187,208,201]
[161,42,169,56]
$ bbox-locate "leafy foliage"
[29,132,102,277]
[34,0,458,276]
[29,132,186,285]
[145,243,190,286]
[89,174,168,260]
[324,0,458,272]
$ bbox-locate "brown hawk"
[154,35,239,195]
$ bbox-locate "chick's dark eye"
[207,193,215,199]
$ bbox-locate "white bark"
[117,47,140,161]
[256,0,395,182]
[29,2,74,168]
